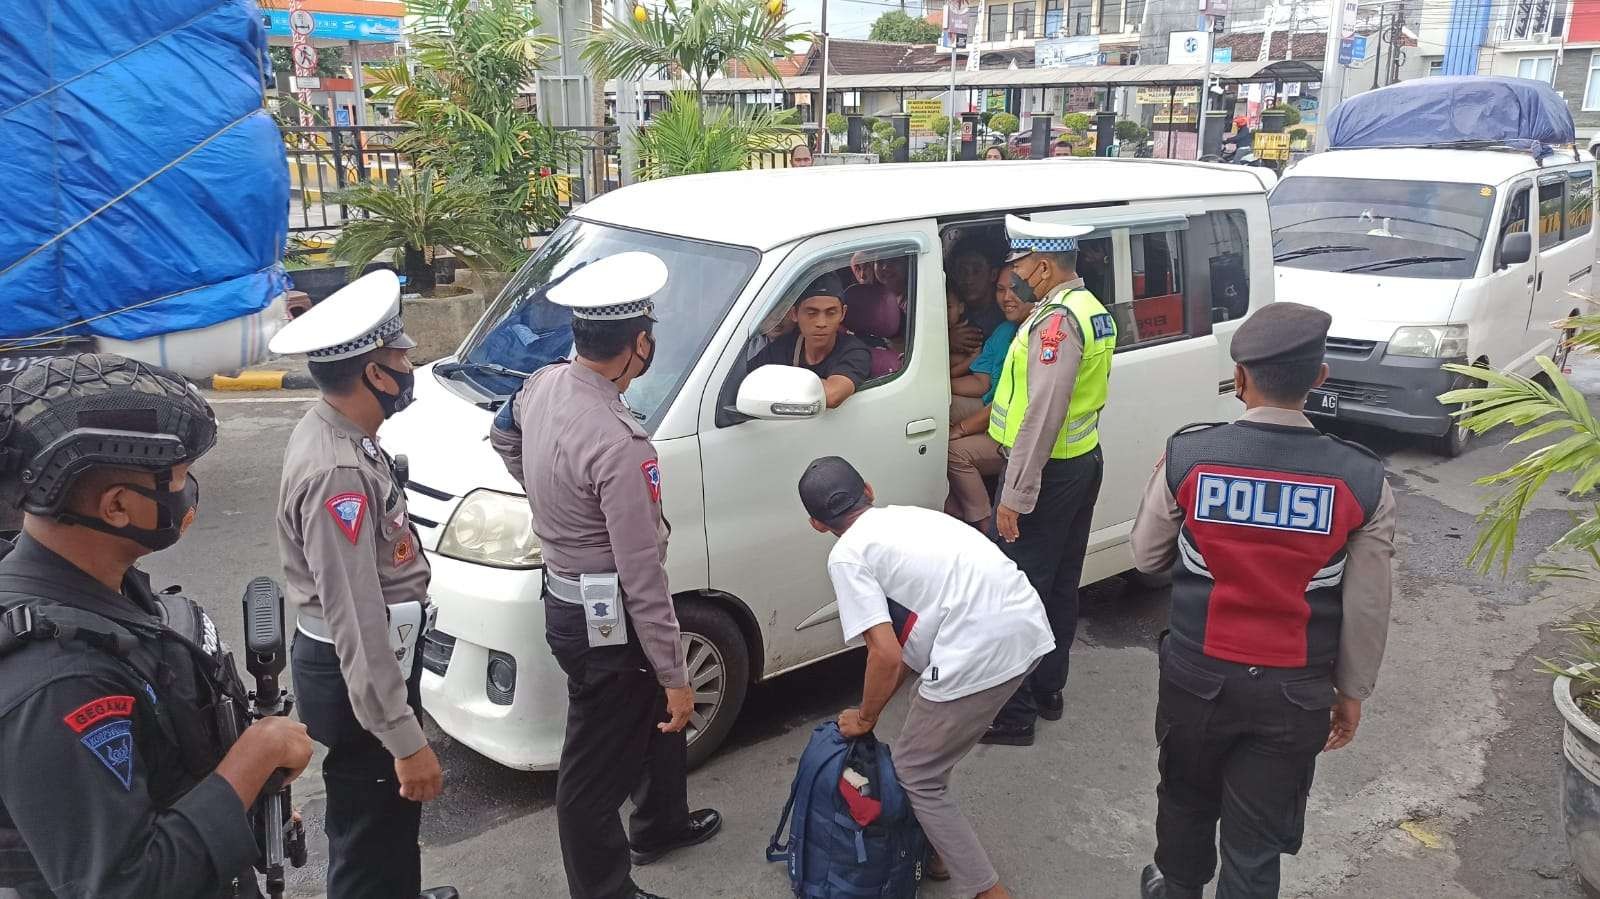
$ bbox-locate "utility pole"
[1372,8,1384,89]
[1316,0,1356,150]
[818,0,831,152]
[1195,17,1216,160]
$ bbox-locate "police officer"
[1130,303,1397,899]
[490,252,721,899]
[981,215,1117,746]
[269,271,456,899]
[0,353,314,897]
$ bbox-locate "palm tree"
[581,0,808,105]
[365,0,571,242]
[634,91,795,178]
[331,170,521,292]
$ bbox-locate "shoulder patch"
[360,437,380,461]
[81,719,135,790]
[63,694,135,734]
[325,493,368,544]
[1090,312,1116,341]
[641,459,662,503]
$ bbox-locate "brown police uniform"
[493,361,691,899]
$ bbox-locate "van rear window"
[1269,177,1494,279]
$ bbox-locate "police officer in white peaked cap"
[269,270,458,899]
[981,214,1119,747]
[489,251,722,899]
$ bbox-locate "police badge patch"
[325,493,368,544]
[81,720,135,790]
[641,460,662,503]
[360,437,380,461]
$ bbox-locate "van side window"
[1497,186,1531,269]
[718,249,917,424]
[1200,211,1251,323]
[1539,178,1566,250]
[1568,171,1594,238]
[1120,229,1186,345]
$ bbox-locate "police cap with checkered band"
[269,269,416,360]
[1005,214,1095,262]
[546,252,669,321]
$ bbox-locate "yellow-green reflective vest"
[987,286,1116,459]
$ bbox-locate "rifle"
[241,577,308,899]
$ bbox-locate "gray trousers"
[893,670,1029,896]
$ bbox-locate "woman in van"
[946,263,1034,528]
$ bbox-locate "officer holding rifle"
[0,353,313,898]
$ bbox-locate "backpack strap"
[765,770,803,864]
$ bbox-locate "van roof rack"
[1328,138,1576,165]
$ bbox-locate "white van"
[380,159,1277,769]
[1269,146,1595,455]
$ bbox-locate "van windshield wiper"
[433,360,534,380]
[1273,244,1365,262]
[1339,255,1464,274]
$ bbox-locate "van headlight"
[1386,325,1468,359]
[437,489,543,569]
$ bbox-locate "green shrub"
[989,112,1020,137]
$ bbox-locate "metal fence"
[280,124,793,236]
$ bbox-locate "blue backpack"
[766,722,928,898]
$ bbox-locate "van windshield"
[1269,176,1494,279]
[447,219,759,428]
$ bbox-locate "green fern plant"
[634,92,796,179]
[331,170,520,293]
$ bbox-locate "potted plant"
[330,169,519,293]
[1444,323,1600,889]
[633,92,797,178]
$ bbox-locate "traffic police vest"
[988,285,1116,458]
[1163,420,1387,669]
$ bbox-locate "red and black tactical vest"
[1164,419,1386,669]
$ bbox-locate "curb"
[211,370,316,391]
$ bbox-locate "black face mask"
[365,363,415,418]
[612,332,656,384]
[62,473,201,552]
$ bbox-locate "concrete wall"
[1556,46,1600,132]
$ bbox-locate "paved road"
[157,377,1598,899]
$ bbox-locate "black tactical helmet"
[0,354,217,516]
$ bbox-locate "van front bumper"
[419,554,566,771]
[1319,340,1466,438]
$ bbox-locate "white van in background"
[380,159,1277,770]
[1270,145,1595,455]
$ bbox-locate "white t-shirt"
[827,505,1055,702]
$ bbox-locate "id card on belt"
[386,600,425,670]
[580,573,628,647]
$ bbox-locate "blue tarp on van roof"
[0,0,287,342]
[1326,75,1576,151]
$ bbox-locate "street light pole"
[1194,21,1215,161]
[1316,0,1355,151]
[818,0,831,152]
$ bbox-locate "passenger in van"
[1077,239,1113,307]
[850,251,877,287]
[946,265,1033,527]
[945,234,1006,341]
[799,456,1053,899]
[753,274,872,408]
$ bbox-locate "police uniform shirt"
[999,278,1090,515]
[492,363,690,689]
[277,401,431,759]
[1130,406,1398,699]
[0,535,256,897]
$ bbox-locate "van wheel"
[676,600,750,770]
[1430,373,1473,458]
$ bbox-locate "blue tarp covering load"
[1327,75,1576,151]
[0,0,288,342]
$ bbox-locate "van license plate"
[1306,390,1339,416]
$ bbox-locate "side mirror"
[735,364,826,420]
[1500,230,1532,267]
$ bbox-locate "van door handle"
[906,418,938,437]
[1537,272,1544,290]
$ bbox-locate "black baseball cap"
[798,456,869,522]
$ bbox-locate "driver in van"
[491,252,722,899]
[752,274,872,408]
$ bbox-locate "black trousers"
[545,593,689,899]
[291,631,424,899]
[1153,641,1335,898]
[992,448,1103,729]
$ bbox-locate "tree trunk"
[403,245,437,293]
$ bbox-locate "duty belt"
[544,571,586,605]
